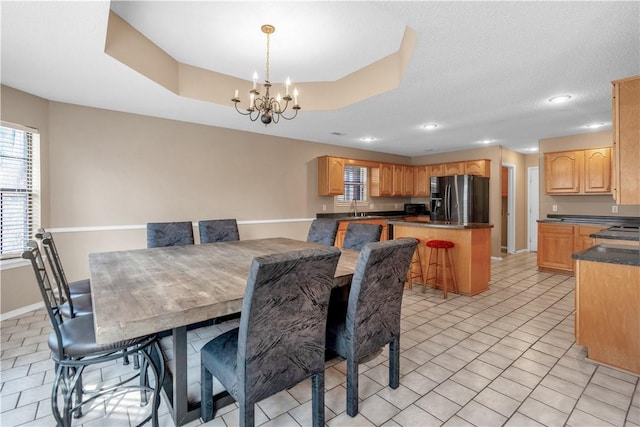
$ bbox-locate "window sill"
[1,258,29,271]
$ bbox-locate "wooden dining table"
[88,237,360,426]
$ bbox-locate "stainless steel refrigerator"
[430,175,490,223]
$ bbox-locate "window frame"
[1,122,40,260]
[335,164,369,206]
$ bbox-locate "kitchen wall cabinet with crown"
[318,156,491,197]
[612,75,640,205]
[544,147,612,195]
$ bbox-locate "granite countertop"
[590,229,640,242]
[316,211,429,221]
[572,244,640,267]
[537,214,640,227]
[389,220,494,229]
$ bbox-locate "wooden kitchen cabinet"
[392,164,404,196]
[429,164,444,178]
[370,163,393,197]
[584,148,611,193]
[465,159,490,177]
[443,162,465,176]
[403,166,414,196]
[612,75,640,205]
[544,147,612,195]
[538,222,607,273]
[414,165,429,197]
[335,219,388,248]
[317,156,344,196]
[545,150,583,194]
[538,223,575,273]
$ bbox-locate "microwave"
[404,203,428,215]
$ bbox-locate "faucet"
[350,198,358,217]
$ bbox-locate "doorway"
[528,167,539,252]
[502,163,516,255]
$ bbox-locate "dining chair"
[22,241,165,427]
[198,219,240,244]
[146,221,195,248]
[325,238,418,417]
[306,218,339,246]
[37,231,93,318]
[35,229,91,296]
[200,246,342,427]
[342,222,383,251]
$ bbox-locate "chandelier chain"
[265,32,270,82]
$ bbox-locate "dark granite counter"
[590,229,640,242]
[537,214,640,227]
[572,244,640,266]
[388,220,493,229]
[316,211,409,221]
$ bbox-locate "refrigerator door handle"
[445,184,450,221]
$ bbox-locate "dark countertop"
[590,229,640,242]
[389,220,494,229]
[537,214,640,227]
[572,244,640,267]
[317,211,408,220]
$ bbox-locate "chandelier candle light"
[232,24,300,125]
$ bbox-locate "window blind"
[1,124,38,259]
[337,165,368,203]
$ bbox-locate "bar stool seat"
[406,238,425,290]
[425,240,458,298]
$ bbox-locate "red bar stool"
[405,238,424,290]
[425,240,458,298]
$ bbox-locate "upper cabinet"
[391,165,414,197]
[414,165,430,197]
[545,150,583,194]
[443,162,465,176]
[317,156,344,196]
[544,148,611,195]
[612,75,640,205]
[584,148,611,193]
[465,160,491,177]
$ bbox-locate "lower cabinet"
[537,223,607,273]
[335,219,388,248]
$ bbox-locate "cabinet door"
[537,223,575,272]
[317,156,344,196]
[414,165,429,197]
[575,226,607,252]
[613,76,640,205]
[403,166,414,196]
[392,164,404,196]
[584,148,611,193]
[545,151,583,194]
[443,162,465,176]
[465,160,490,177]
[430,164,444,178]
[380,163,393,196]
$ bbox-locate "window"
[1,123,40,259]
[336,165,368,205]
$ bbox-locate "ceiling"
[2,1,639,157]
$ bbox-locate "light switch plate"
[552,205,558,212]
[612,205,618,213]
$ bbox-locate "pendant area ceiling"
[2,1,639,157]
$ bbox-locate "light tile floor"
[1,252,639,426]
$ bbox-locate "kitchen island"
[572,244,639,374]
[389,220,493,296]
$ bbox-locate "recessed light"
[527,147,538,152]
[360,137,376,142]
[421,123,439,130]
[479,139,495,144]
[585,122,605,129]
[548,95,573,104]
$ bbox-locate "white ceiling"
[2,1,639,157]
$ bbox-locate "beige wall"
[1,85,410,315]
[539,131,640,218]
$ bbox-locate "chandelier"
[232,24,300,125]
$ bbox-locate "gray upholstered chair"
[36,229,91,296]
[342,222,383,251]
[306,218,339,246]
[198,219,240,244]
[36,231,93,318]
[146,221,194,248]
[200,246,342,427]
[325,238,418,417]
[22,241,164,427]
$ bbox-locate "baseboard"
[0,301,44,321]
